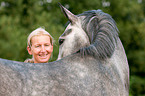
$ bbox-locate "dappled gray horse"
[0,4,129,96]
[58,4,129,95]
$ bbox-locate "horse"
[0,4,129,96]
[57,3,129,95]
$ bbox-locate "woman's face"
[27,35,53,63]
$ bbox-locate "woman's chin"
[34,55,51,63]
[39,58,49,63]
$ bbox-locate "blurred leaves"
[0,0,145,95]
[130,76,145,95]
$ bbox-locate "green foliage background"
[0,0,144,95]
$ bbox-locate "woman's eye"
[59,39,64,45]
[45,44,50,46]
[35,45,40,48]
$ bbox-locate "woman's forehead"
[31,35,51,44]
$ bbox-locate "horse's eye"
[59,39,64,45]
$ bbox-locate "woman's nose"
[41,45,46,52]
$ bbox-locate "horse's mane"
[78,10,119,59]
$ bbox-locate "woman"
[24,27,54,63]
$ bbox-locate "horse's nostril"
[59,39,65,45]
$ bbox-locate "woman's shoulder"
[24,58,34,63]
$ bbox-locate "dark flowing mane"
[78,10,119,59]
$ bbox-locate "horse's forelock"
[78,10,119,59]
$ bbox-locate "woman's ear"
[27,46,32,55]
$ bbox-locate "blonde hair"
[27,27,54,48]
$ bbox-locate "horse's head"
[57,4,90,60]
[58,3,119,60]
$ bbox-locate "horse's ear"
[58,3,78,24]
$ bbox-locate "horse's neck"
[110,38,129,91]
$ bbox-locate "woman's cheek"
[33,48,40,54]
